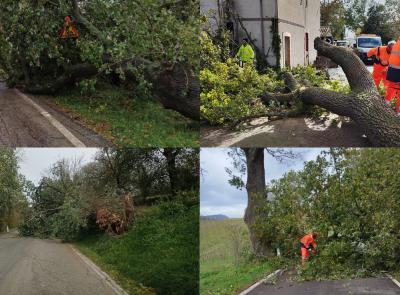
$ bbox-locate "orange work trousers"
[385,81,400,113]
[372,64,388,89]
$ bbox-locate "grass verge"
[200,219,275,295]
[75,202,199,295]
[50,83,199,147]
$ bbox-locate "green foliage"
[51,200,87,242]
[0,0,199,87]
[0,150,26,232]
[253,148,400,280]
[321,0,347,39]
[76,202,199,295]
[363,4,393,44]
[200,28,352,126]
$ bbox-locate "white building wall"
[200,0,320,68]
[233,0,278,66]
[277,0,320,67]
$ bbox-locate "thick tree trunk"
[262,38,400,146]
[242,148,269,257]
[155,65,200,120]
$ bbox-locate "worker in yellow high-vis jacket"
[236,38,255,67]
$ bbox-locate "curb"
[386,274,400,289]
[237,269,282,295]
[70,245,130,295]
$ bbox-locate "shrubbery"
[253,149,400,279]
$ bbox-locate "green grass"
[75,203,199,295]
[200,219,274,295]
[52,83,199,147]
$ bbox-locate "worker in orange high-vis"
[367,41,395,90]
[299,232,319,266]
[386,38,400,114]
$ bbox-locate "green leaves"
[254,149,400,279]
[0,0,200,88]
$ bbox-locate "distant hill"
[200,214,229,220]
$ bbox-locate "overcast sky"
[17,148,99,185]
[200,148,327,218]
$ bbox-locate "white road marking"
[70,245,129,295]
[14,89,86,147]
[386,274,400,289]
[237,269,282,295]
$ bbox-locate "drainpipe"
[260,0,265,55]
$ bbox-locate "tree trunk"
[242,148,269,257]
[163,149,179,196]
[262,38,400,146]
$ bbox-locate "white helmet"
[388,40,396,46]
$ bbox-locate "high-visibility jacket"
[300,234,316,250]
[386,38,400,83]
[236,44,255,62]
[368,46,391,67]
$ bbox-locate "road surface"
[247,272,400,295]
[201,115,370,147]
[0,82,110,147]
[0,232,119,295]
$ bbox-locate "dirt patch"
[201,114,371,147]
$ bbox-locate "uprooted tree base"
[261,38,400,147]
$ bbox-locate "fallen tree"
[262,38,400,146]
[0,0,199,120]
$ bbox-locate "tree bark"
[242,148,269,257]
[262,38,400,146]
[163,148,179,196]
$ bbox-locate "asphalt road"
[0,232,118,295]
[248,273,400,295]
[0,82,110,147]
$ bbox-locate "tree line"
[321,0,400,43]
[0,148,199,241]
[0,150,27,233]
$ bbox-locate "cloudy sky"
[200,148,327,218]
[17,148,99,185]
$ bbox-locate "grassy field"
[50,83,199,147]
[75,203,199,295]
[200,219,274,295]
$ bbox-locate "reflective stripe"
[391,50,400,56]
[389,64,400,70]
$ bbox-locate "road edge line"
[70,245,129,295]
[386,274,400,289]
[14,89,86,147]
[237,269,282,295]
